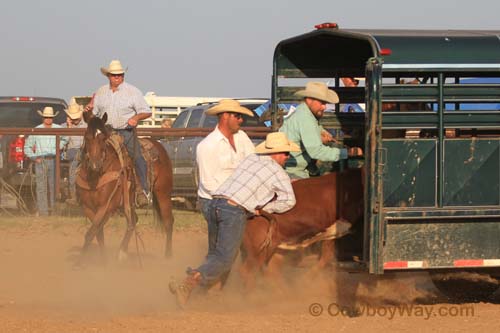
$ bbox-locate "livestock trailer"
[271,23,500,301]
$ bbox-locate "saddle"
[107,133,160,193]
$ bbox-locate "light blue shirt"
[24,123,68,159]
[93,82,151,129]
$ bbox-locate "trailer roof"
[274,28,500,75]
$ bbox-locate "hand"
[35,157,42,163]
[84,93,95,112]
[321,130,333,144]
[128,117,139,127]
[254,209,262,216]
[347,147,363,157]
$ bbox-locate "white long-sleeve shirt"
[196,126,255,199]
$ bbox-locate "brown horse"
[76,112,174,263]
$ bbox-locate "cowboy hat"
[64,103,83,120]
[294,81,339,104]
[37,106,59,118]
[255,132,300,154]
[100,60,127,76]
[205,99,254,117]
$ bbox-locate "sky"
[1,0,500,103]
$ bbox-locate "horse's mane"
[86,116,110,138]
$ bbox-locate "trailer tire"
[430,271,499,303]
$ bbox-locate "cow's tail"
[258,211,277,255]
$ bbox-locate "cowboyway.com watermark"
[308,302,475,320]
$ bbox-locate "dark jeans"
[66,148,80,197]
[195,198,248,287]
[199,197,217,258]
[115,129,148,192]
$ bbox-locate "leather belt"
[212,195,247,211]
[41,156,55,160]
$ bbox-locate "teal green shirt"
[279,102,346,178]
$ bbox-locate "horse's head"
[83,113,110,173]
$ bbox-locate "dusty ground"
[0,209,499,332]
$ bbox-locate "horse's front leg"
[77,206,108,266]
[118,207,138,262]
[95,223,107,264]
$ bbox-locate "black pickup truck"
[161,99,267,208]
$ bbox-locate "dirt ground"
[0,210,500,332]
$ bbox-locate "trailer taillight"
[9,135,26,164]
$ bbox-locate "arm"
[299,116,347,162]
[128,112,151,127]
[262,167,296,214]
[196,141,222,195]
[24,135,36,159]
[128,91,151,127]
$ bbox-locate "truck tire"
[430,271,499,302]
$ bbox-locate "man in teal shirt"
[280,81,361,179]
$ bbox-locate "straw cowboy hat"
[37,106,59,118]
[100,60,127,76]
[255,132,300,154]
[64,103,83,120]
[205,99,254,117]
[294,81,339,104]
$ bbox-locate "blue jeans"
[199,197,217,258]
[66,148,81,197]
[195,198,248,287]
[115,129,148,191]
[34,158,55,216]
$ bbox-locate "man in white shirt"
[170,132,299,308]
[196,99,255,259]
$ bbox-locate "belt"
[212,195,247,211]
[40,156,55,160]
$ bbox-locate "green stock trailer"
[271,23,500,301]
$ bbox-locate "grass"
[0,208,205,232]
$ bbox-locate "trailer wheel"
[430,271,499,303]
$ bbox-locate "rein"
[76,134,132,223]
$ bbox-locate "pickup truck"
[161,99,268,208]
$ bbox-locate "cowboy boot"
[169,271,202,309]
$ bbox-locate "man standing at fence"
[24,107,68,216]
[84,59,152,206]
[196,99,255,279]
[62,102,86,205]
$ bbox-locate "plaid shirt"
[61,119,86,149]
[93,82,151,129]
[214,154,296,214]
[24,123,68,159]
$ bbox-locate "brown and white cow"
[239,168,364,289]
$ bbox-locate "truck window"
[172,110,189,128]
[186,109,203,128]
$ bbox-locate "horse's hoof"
[118,250,128,262]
